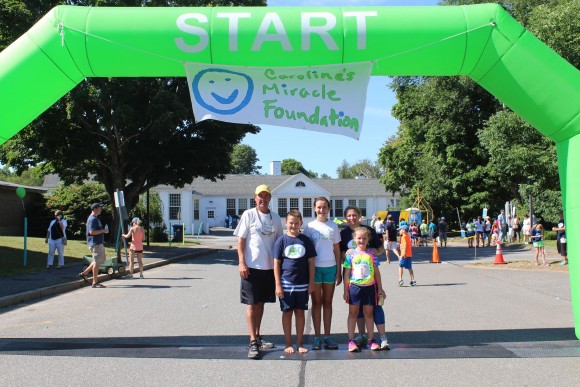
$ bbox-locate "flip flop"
[78,272,89,284]
[91,283,106,288]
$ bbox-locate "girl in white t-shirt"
[303,197,342,351]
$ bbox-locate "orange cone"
[494,241,507,264]
[432,240,440,263]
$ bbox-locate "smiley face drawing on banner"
[191,68,254,115]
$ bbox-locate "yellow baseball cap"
[255,184,271,195]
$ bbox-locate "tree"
[336,159,382,179]
[230,144,262,174]
[0,0,266,235]
[0,165,45,186]
[45,182,111,239]
[379,0,575,219]
[281,159,316,178]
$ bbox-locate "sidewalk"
[0,227,238,309]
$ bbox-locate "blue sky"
[241,0,440,177]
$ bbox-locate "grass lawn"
[0,236,199,277]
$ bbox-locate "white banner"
[185,62,373,140]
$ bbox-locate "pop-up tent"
[0,4,578,338]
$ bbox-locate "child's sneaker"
[380,333,390,350]
[369,339,380,351]
[348,340,360,352]
[323,336,338,350]
[312,336,322,350]
[398,279,404,287]
[410,280,417,286]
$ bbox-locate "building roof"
[155,174,396,197]
[0,180,49,194]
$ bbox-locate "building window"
[193,199,200,220]
[334,199,343,218]
[207,210,215,219]
[226,198,236,216]
[290,198,299,211]
[169,193,181,220]
[238,198,248,215]
[348,199,357,207]
[302,198,312,217]
[278,198,287,217]
[359,199,367,217]
[295,181,306,187]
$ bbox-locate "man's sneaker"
[248,340,259,359]
[398,279,404,287]
[312,336,322,350]
[348,340,360,352]
[323,336,338,350]
[139,273,144,279]
[369,339,380,351]
[380,333,390,350]
[257,335,274,349]
[560,260,568,265]
[124,274,133,279]
[410,280,417,286]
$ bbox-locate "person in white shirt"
[45,210,67,269]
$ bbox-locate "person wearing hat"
[234,184,283,359]
[79,203,109,288]
[122,217,145,279]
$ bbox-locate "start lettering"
[175,11,377,53]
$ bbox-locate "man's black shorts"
[240,268,276,305]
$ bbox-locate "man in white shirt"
[234,184,283,359]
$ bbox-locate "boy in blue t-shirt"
[274,210,316,354]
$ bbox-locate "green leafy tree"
[0,165,45,186]
[380,0,575,218]
[230,144,262,174]
[337,159,382,179]
[45,182,111,239]
[281,159,316,178]
[1,0,266,237]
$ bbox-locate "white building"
[154,172,401,234]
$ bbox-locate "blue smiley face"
[191,69,254,115]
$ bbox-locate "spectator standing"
[513,216,521,243]
[234,184,284,359]
[484,216,492,246]
[553,211,568,265]
[122,217,145,279]
[522,214,532,244]
[530,223,549,266]
[438,217,448,248]
[474,216,485,248]
[466,219,475,248]
[45,210,67,269]
[419,219,429,247]
[498,210,508,242]
[383,214,398,264]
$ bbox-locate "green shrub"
[543,230,557,240]
[151,223,168,242]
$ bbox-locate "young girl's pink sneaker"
[348,340,360,352]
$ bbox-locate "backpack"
[50,220,64,240]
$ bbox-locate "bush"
[151,223,168,242]
[543,230,557,240]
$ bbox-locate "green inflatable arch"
[1,4,579,337]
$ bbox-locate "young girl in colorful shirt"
[530,224,549,266]
[343,227,385,352]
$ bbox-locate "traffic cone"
[494,241,507,264]
[432,240,440,263]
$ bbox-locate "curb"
[0,248,220,310]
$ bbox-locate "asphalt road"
[0,241,578,386]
